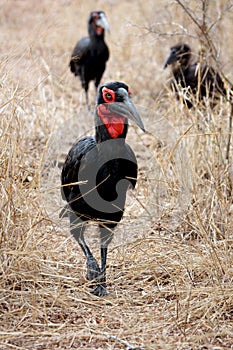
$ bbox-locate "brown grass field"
[1,0,233,349]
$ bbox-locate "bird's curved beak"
[96,13,110,32]
[163,50,178,69]
[107,93,145,132]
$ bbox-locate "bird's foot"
[86,256,101,281]
[86,257,108,296]
[90,284,108,297]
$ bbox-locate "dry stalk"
[1,1,233,349]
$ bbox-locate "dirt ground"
[1,0,233,349]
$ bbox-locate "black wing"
[69,37,90,75]
[124,143,138,189]
[186,64,226,95]
[201,65,226,95]
[61,136,96,202]
[184,64,199,91]
[61,138,137,223]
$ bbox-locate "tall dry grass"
[1,0,233,349]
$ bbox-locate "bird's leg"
[83,83,90,110]
[80,72,90,109]
[95,75,101,92]
[69,212,100,283]
[99,246,107,287]
[90,225,114,297]
[100,226,114,283]
[85,89,90,110]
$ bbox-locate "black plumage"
[70,11,110,106]
[61,81,145,296]
[164,43,231,108]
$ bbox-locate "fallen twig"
[106,334,145,350]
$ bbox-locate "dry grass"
[1,0,233,349]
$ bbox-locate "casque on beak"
[107,88,145,132]
[96,13,110,32]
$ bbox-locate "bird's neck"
[181,55,191,70]
[95,124,128,144]
[95,131,127,162]
[89,32,105,42]
[95,110,128,143]
[173,62,189,78]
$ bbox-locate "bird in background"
[163,42,232,108]
[61,81,145,297]
[70,11,110,107]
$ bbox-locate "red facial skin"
[97,87,126,138]
[91,13,104,36]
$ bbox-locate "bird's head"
[163,43,191,69]
[95,82,145,142]
[88,11,110,37]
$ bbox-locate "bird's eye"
[106,93,112,100]
[102,87,115,103]
[92,12,99,19]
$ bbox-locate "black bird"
[61,81,145,296]
[163,43,231,108]
[70,11,110,106]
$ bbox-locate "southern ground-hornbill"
[69,11,110,107]
[61,81,145,296]
[163,42,232,108]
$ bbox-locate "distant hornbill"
[61,81,145,296]
[70,11,110,106]
[163,43,232,108]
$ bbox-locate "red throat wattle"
[97,104,126,138]
[96,26,104,35]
